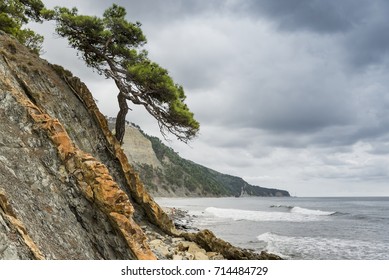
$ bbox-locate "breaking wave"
[204,206,336,222]
[290,206,336,216]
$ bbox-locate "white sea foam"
[256,232,388,260]
[204,207,331,222]
[290,206,336,216]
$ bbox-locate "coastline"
[141,206,282,260]
[154,196,389,260]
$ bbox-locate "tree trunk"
[115,92,129,144]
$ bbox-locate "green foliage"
[48,5,146,70]
[16,28,43,53]
[146,134,230,196]
[50,4,199,143]
[0,0,45,54]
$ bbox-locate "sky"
[32,0,389,196]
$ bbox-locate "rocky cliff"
[119,123,162,170]
[0,32,280,260]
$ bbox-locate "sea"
[155,196,389,260]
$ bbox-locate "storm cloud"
[37,0,389,196]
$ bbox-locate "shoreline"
[142,206,224,260]
[161,206,199,231]
[142,206,282,260]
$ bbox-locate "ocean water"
[155,196,389,260]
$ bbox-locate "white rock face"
[122,125,162,169]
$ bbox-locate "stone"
[177,241,191,251]
[182,229,283,260]
[194,251,209,260]
[149,239,163,247]
[172,237,185,243]
[154,245,170,258]
[172,254,183,260]
[188,242,207,256]
[207,252,225,260]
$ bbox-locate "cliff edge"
[0,32,280,260]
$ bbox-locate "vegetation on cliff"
[1,1,199,144]
[47,4,199,144]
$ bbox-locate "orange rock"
[6,74,157,259]
[110,212,157,260]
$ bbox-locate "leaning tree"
[49,4,199,144]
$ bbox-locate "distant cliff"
[0,32,281,260]
[111,121,290,197]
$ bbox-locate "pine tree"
[49,4,199,144]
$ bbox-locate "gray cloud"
[344,20,389,68]
[242,0,368,33]
[45,0,226,26]
[241,0,389,69]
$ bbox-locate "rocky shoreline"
[141,207,282,260]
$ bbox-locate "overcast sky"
[34,0,389,196]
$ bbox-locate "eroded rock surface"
[0,33,156,259]
[122,125,162,170]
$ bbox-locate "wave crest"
[290,206,336,216]
[204,206,334,222]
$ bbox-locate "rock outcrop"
[121,124,162,170]
[0,32,280,260]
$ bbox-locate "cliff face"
[0,32,173,259]
[121,124,162,170]
[0,33,281,260]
